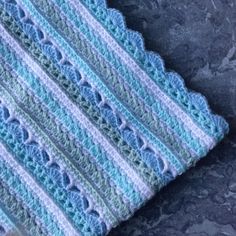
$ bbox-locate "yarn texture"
[0,0,229,235]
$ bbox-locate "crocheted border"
[82,0,229,139]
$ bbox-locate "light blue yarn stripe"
[20,0,185,173]
[51,0,205,156]
[0,38,145,208]
[0,156,63,236]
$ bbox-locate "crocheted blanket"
[0,0,229,235]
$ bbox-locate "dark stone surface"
[107,0,236,235]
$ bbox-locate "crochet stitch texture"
[0,0,229,235]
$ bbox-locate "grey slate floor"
[107,0,236,235]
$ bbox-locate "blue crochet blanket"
[0,0,229,235]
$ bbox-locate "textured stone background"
[107,0,236,235]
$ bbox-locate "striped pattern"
[0,0,228,235]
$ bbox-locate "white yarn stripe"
[68,0,216,149]
[0,23,154,199]
[0,142,79,236]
